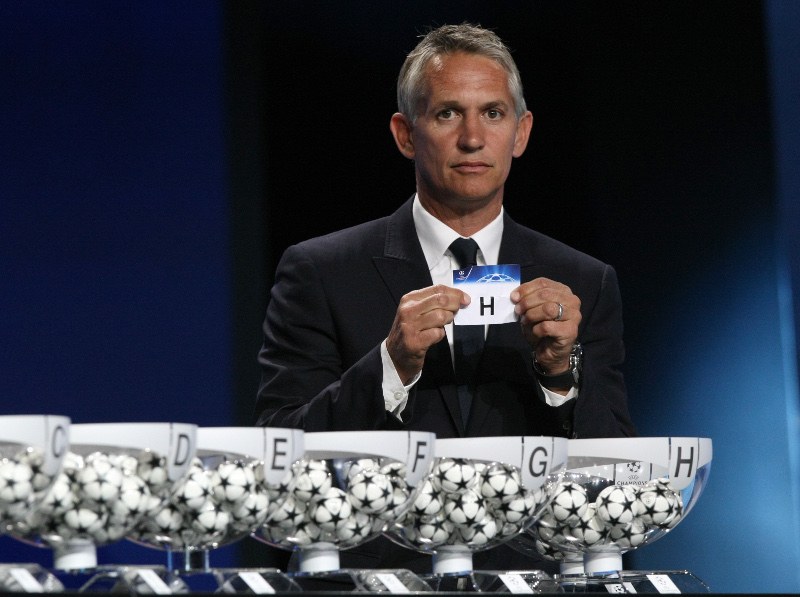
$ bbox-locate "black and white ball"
[637,483,678,527]
[270,494,307,529]
[344,458,381,480]
[292,461,332,503]
[190,503,230,543]
[459,514,498,546]
[495,490,535,525]
[290,519,323,545]
[533,538,567,562]
[347,470,392,515]
[480,464,522,506]
[444,489,486,528]
[172,468,213,514]
[60,506,108,538]
[595,485,639,528]
[337,511,374,545]
[230,490,270,532]
[0,459,35,506]
[37,473,75,516]
[377,479,411,521]
[607,519,647,549]
[109,473,151,523]
[136,450,171,497]
[567,504,609,550]
[550,482,589,526]
[76,453,124,506]
[16,447,53,492]
[431,458,479,494]
[409,479,443,519]
[310,487,352,531]
[407,511,454,547]
[210,460,256,509]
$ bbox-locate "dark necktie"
[449,237,485,428]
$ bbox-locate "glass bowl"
[128,426,304,569]
[6,422,197,570]
[383,436,568,574]
[511,437,712,575]
[0,415,70,532]
[251,430,436,573]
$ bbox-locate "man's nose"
[457,113,485,152]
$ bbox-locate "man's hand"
[511,278,581,375]
[387,285,470,384]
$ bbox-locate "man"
[256,24,636,569]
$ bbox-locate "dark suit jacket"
[256,197,636,439]
[254,198,636,573]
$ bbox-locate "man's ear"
[512,111,534,158]
[390,113,415,159]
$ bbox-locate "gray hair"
[397,23,527,124]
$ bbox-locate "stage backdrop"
[1,1,799,592]
[0,1,237,568]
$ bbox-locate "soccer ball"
[637,483,677,527]
[310,487,352,532]
[0,459,35,506]
[270,494,307,529]
[347,470,392,515]
[60,506,108,538]
[136,450,171,497]
[292,461,332,503]
[595,485,639,528]
[172,468,213,514]
[38,473,75,516]
[459,514,498,546]
[377,480,411,521]
[431,458,478,494]
[76,453,124,506]
[550,482,589,526]
[444,489,486,528]
[480,464,522,506]
[608,519,647,549]
[494,490,535,524]
[210,461,256,509]
[408,511,453,547]
[230,490,270,532]
[567,504,609,551]
[337,511,375,546]
[109,474,151,524]
[409,479,443,518]
[190,503,230,543]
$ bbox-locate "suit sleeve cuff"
[540,384,578,407]
[381,339,421,420]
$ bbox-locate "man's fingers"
[518,300,579,325]
[405,284,469,307]
[510,277,569,302]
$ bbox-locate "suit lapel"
[371,199,464,435]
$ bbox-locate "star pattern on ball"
[598,494,624,525]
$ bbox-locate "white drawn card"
[453,264,520,325]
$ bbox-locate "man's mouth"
[452,161,491,172]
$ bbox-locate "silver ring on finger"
[554,302,563,321]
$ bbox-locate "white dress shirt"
[380,195,576,418]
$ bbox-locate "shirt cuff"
[381,339,421,420]
[540,384,578,407]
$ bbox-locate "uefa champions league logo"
[476,273,516,283]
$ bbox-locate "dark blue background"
[1,1,799,591]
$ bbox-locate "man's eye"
[438,109,454,119]
[486,109,502,119]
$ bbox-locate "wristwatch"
[533,343,583,389]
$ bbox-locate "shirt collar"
[412,194,504,269]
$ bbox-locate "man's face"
[395,52,532,211]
